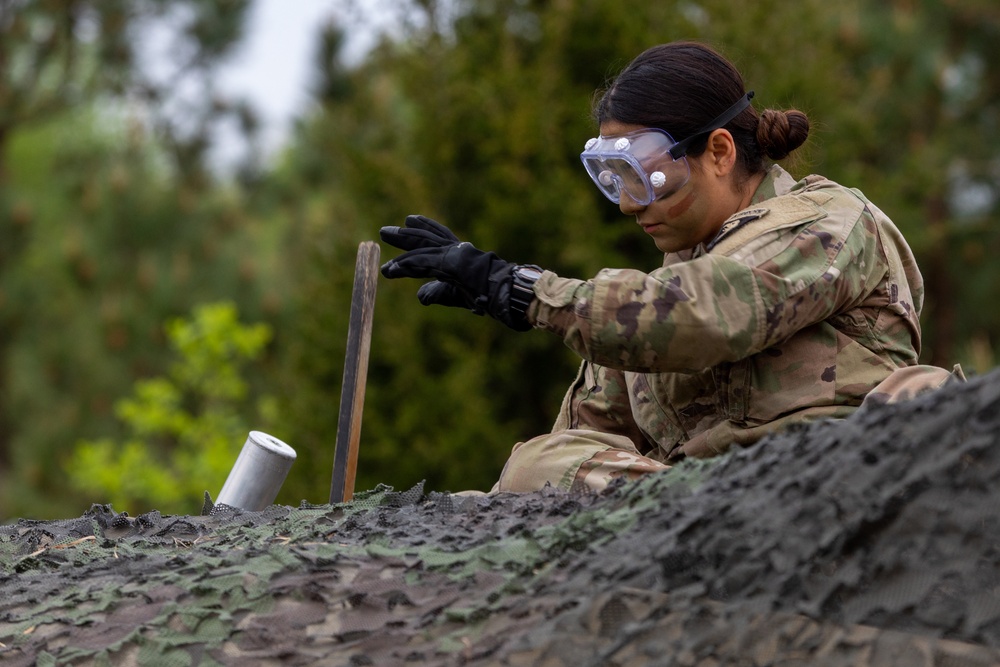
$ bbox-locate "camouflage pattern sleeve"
[528,187,905,374]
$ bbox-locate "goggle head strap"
[667,91,755,160]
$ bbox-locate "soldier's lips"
[640,222,663,234]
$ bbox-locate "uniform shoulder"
[790,174,869,208]
[708,175,869,259]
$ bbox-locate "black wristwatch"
[509,264,543,320]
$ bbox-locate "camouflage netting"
[3,368,1000,666]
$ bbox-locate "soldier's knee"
[495,429,656,493]
[495,434,575,492]
[496,431,611,493]
[862,363,965,407]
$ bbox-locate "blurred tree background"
[1,0,997,520]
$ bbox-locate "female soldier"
[379,41,958,493]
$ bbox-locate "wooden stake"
[329,241,380,504]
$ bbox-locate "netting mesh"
[3,369,1000,666]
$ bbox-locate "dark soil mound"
[2,369,999,666]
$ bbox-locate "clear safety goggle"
[580,92,754,206]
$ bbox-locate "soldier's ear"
[704,129,738,177]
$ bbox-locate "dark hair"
[594,42,809,176]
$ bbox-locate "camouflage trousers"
[490,429,671,493]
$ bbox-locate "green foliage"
[0,0,273,521]
[0,102,286,520]
[67,302,273,515]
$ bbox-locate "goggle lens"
[581,93,754,206]
[580,130,689,205]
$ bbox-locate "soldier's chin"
[650,234,690,255]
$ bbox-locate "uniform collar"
[749,164,798,205]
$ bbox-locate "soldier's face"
[600,120,734,254]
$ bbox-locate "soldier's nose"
[619,193,645,215]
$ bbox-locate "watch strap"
[509,264,542,320]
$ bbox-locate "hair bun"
[756,108,810,160]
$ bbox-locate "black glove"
[378,215,474,310]
[380,215,535,331]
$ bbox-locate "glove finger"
[404,215,460,243]
[380,225,455,251]
[380,247,449,280]
[416,280,474,309]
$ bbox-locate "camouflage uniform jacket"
[527,165,925,462]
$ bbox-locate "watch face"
[517,266,543,281]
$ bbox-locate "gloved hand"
[378,215,472,309]
[379,215,534,331]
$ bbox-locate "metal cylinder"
[215,431,297,511]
